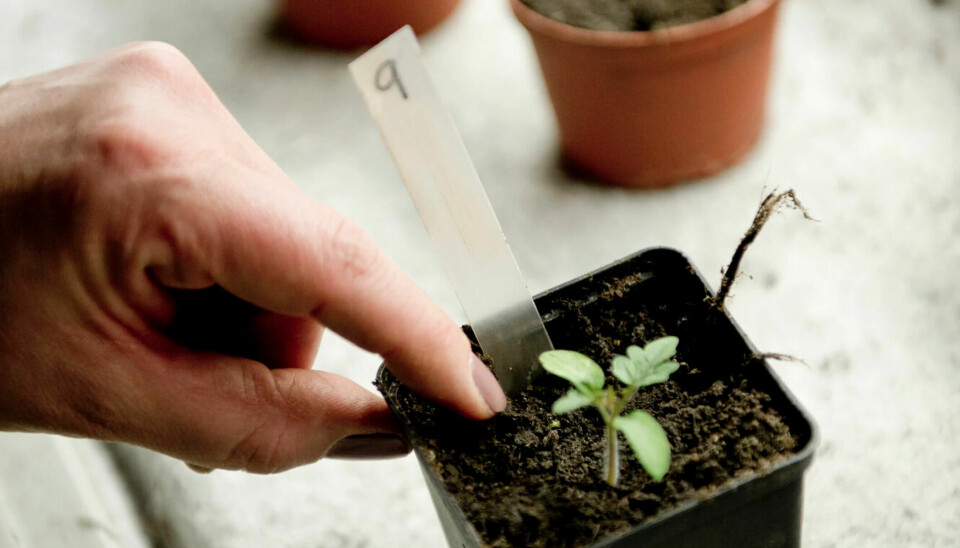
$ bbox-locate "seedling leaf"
[644,336,679,365]
[625,345,649,368]
[639,360,680,387]
[611,355,637,385]
[615,411,671,481]
[552,388,595,414]
[539,350,604,395]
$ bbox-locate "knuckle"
[326,216,382,280]
[224,369,286,474]
[114,41,194,80]
[239,363,280,410]
[150,178,204,250]
[224,423,288,474]
[420,310,465,351]
[222,368,308,473]
[78,119,163,174]
[109,42,218,108]
[103,42,212,106]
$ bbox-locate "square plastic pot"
[378,247,818,547]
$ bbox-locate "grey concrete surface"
[1,0,958,546]
[0,435,150,548]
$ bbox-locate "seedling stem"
[539,336,679,486]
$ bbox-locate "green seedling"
[539,336,680,486]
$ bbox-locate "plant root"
[712,189,815,310]
[756,352,809,367]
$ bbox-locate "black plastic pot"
[378,247,818,547]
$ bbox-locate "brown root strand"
[756,352,809,367]
[712,189,815,310]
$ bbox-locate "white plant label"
[349,26,552,395]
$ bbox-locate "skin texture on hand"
[0,42,506,473]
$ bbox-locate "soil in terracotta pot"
[378,252,804,548]
[522,0,750,31]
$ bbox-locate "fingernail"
[185,463,214,474]
[471,355,507,414]
[326,434,411,460]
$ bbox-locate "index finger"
[159,167,506,420]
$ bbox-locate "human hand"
[0,42,506,473]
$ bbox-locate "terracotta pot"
[510,0,782,188]
[280,0,460,49]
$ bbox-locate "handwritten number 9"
[375,59,408,100]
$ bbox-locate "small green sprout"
[539,336,680,486]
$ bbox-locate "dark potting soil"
[522,0,750,31]
[378,254,802,548]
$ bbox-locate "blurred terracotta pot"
[510,0,782,188]
[280,0,460,48]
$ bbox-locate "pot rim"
[509,0,779,48]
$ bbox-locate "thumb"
[142,352,406,473]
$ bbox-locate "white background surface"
[1,0,958,546]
